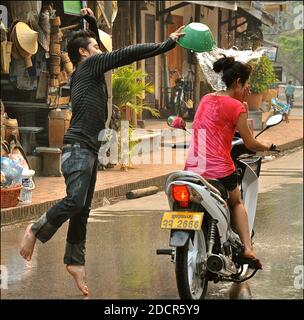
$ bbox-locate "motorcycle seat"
[206,179,229,201]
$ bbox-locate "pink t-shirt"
[184,94,246,179]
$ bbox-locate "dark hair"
[213,56,252,88]
[67,30,96,66]
[288,80,293,84]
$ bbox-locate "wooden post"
[126,186,159,199]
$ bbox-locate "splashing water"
[195,46,266,91]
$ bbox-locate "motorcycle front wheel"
[175,227,208,299]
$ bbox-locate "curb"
[1,174,170,227]
[278,138,303,151]
[1,138,303,228]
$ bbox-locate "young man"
[20,8,185,296]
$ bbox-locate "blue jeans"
[31,144,99,265]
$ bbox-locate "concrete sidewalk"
[1,113,303,227]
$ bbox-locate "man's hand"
[169,25,186,42]
[80,8,95,17]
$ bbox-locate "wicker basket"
[0,185,22,208]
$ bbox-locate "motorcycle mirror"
[265,114,283,127]
[167,116,186,130]
[255,114,284,139]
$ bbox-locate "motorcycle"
[157,114,283,299]
[170,70,193,119]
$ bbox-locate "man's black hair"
[67,30,97,66]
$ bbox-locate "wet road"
[1,148,303,299]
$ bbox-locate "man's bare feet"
[66,265,89,296]
[20,223,37,261]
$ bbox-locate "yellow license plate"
[160,211,203,230]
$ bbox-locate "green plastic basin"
[177,22,216,52]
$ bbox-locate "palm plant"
[111,65,160,170]
[112,65,160,118]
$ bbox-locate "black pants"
[31,145,99,265]
[217,171,238,191]
[286,94,294,107]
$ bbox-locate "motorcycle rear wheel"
[175,227,208,299]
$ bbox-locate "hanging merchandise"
[1,21,12,74]
[61,52,73,74]
[98,29,112,52]
[1,40,12,74]
[10,21,38,68]
[39,8,51,54]
[49,10,62,88]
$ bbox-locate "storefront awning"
[159,1,239,15]
[262,1,289,13]
[237,2,276,27]
[185,1,238,11]
[159,1,275,27]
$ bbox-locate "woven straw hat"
[15,22,38,55]
[11,26,31,58]
[10,24,34,68]
[98,29,112,52]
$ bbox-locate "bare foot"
[20,223,37,261]
[66,265,89,296]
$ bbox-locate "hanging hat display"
[10,23,36,68]
[15,22,38,55]
[98,29,112,52]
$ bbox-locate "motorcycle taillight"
[172,185,190,207]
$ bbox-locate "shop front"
[0,1,89,175]
[0,1,89,208]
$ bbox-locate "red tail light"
[172,185,190,207]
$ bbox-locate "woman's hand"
[242,83,251,102]
[80,8,95,17]
[169,25,186,42]
[244,83,251,97]
[243,101,249,112]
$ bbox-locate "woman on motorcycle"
[184,56,273,266]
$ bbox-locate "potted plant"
[246,56,278,110]
[110,65,160,170]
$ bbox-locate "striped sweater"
[64,38,176,153]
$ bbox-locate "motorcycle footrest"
[156,249,174,255]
